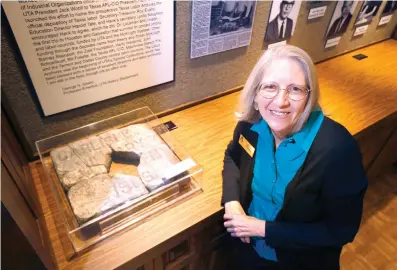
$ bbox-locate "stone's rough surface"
[68,174,118,223]
[51,145,92,189]
[98,130,125,146]
[68,173,149,224]
[119,124,148,140]
[51,148,109,190]
[139,144,177,166]
[62,167,92,190]
[51,145,74,162]
[119,124,163,154]
[112,174,148,201]
[138,167,166,191]
[89,165,108,176]
[110,140,139,153]
[51,146,87,178]
[51,124,182,223]
[69,136,112,171]
[138,145,178,191]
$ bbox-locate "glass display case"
[36,107,203,254]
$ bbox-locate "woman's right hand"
[224,201,250,244]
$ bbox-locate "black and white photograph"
[382,0,397,15]
[355,0,383,25]
[209,1,256,36]
[191,0,257,58]
[265,0,302,43]
[326,0,358,39]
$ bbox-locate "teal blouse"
[248,110,324,261]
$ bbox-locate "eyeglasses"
[258,83,310,101]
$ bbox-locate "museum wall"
[393,23,397,38]
[2,1,397,159]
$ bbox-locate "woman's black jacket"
[221,117,368,270]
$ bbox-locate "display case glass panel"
[36,107,203,253]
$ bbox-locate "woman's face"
[254,58,308,139]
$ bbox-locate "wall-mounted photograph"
[209,1,256,36]
[378,0,397,25]
[191,0,257,58]
[355,0,383,25]
[381,0,397,14]
[326,0,358,39]
[265,0,302,43]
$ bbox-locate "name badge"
[239,135,255,157]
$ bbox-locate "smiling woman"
[240,45,320,135]
[254,59,307,146]
[221,45,367,270]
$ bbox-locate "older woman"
[222,45,367,270]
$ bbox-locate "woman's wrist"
[225,200,244,215]
[257,219,266,238]
[225,200,240,207]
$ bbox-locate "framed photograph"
[325,1,358,39]
[209,1,256,36]
[354,0,383,26]
[265,0,302,43]
[381,0,397,15]
[191,0,257,58]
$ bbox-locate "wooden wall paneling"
[208,245,230,270]
[207,216,231,270]
[186,212,230,270]
[366,126,397,180]
[117,213,223,270]
[134,261,154,270]
[164,253,192,270]
[1,203,46,269]
[1,163,54,269]
[163,238,199,270]
[168,240,190,263]
[144,260,155,270]
[1,109,56,269]
[154,254,164,270]
[189,228,211,270]
[392,24,397,40]
[1,112,41,217]
[354,115,397,171]
[34,162,78,263]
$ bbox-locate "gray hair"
[238,45,321,134]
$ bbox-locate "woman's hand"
[224,201,250,243]
[224,214,266,238]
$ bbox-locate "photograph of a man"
[326,1,358,38]
[265,0,302,43]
